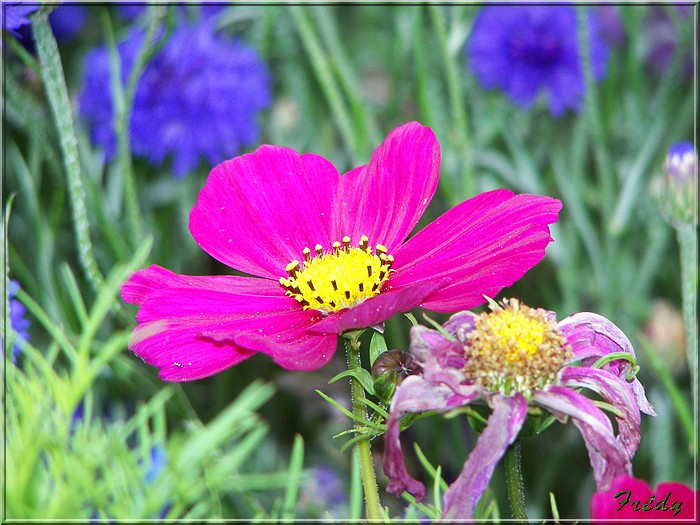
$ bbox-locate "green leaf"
[33,12,104,292]
[413,442,448,492]
[403,311,418,325]
[315,390,384,431]
[549,492,560,521]
[433,465,443,515]
[422,312,457,341]
[369,330,388,366]
[328,367,375,396]
[282,434,304,520]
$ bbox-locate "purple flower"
[299,467,348,518]
[594,5,625,47]
[49,5,87,41]
[662,142,697,226]
[4,280,30,363]
[79,20,271,177]
[382,299,655,519]
[2,3,39,38]
[643,6,694,78]
[466,5,608,117]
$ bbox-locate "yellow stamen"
[464,298,572,397]
[280,236,394,314]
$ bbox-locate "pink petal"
[121,264,195,306]
[382,375,483,500]
[121,266,334,380]
[559,311,637,362]
[129,320,254,382]
[442,393,528,519]
[408,324,470,391]
[309,280,444,334]
[559,312,656,417]
[334,122,440,253]
[233,321,338,371]
[654,481,699,520]
[189,146,341,279]
[590,476,654,519]
[534,386,632,490]
[391,190,561,311]
[590,476,699,520]
[560,366,641,459]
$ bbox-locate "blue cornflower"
[466,5,608,117]
[4,280,30,363]
[49,5,88,41]
[2,3,39,37]
[79,21,271,177]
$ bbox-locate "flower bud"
[371,350,416,403]
[661,142,697,225]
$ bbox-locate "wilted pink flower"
[121,123,561,381]
[382,299,655,519]
[590,475,698,520]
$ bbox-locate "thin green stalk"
[349,449,364,520]
[609,119,668,233]
[281,434,305,520]
[429,4,473,200]
[32,12,104,292]
[575,6,616,224]
[289,5,361,164]
[100,8,163,247]
[551,148,606,289]
[6,36,42,78]
[677,223,698,438]
[311,6,381,157]
[344,332,383,521]
[411,6,435,130]
[504,441,528,521]
[576,6,617,316]
[637,335,695,454]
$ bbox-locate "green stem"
[504,441,528,521]
[412,7,434,130]
[32,11,104,292]
[101,8,163,247]
[429,4,473,201]
[677,223,698,433]
[311,6,380,157]
[344,332,383,520]
[576,6,617,317]
[289,5,361,165]
[637,335,695,454]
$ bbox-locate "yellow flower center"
[463,298,572,397]
[279,235,394,314]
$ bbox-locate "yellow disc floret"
[463,298,572,397]
[280,235,394,314]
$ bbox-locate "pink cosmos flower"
[590,475,698,521]
[382,299,656,519]
[121,122,561,381]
